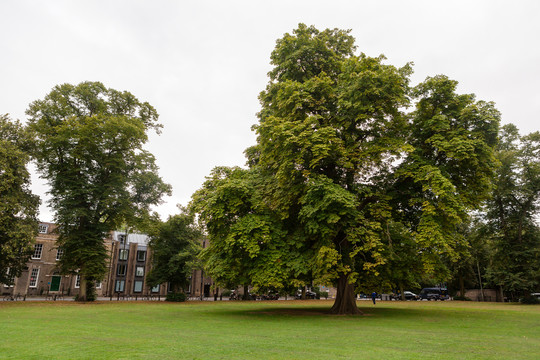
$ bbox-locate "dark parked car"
[419,287,449,301]
[258,292,280,300]
[295,290,320,299]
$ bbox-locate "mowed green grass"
[1,300,539,360]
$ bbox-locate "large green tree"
[27,82,171,301]
[485,124,540,299]
[146,210,202,293]
[0,115,39,284]
[254,25,412,314]
[388,75,500,288]
[192,25,499,314]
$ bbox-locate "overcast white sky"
[2,1,539,222]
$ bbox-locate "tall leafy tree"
[27,82,171,301]
[486,124,540,299]
[390,75,500,281]
[0,115,39,284]
[146,211,202,293]
[192,25,499,314]
[253,25,412,314]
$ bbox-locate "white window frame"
[151,284,160,293]
[32,244,43,259]
[119,249,128,261]
[38,224,49,234]
[74,274,80,288]
[136,250,146,262]
[56,248,64,261]
[115,280,125,292]
[135,266,144,277]
[117,264,126,276]
[133,280,143,293]
[4,268,14,288]
[95,281,102,289]
[29,268,39,288]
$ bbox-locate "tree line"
[1,24,538,311]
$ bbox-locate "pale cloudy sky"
[1,1,539,222]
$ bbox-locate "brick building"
[1,222,113,298]
[106,231,167,297]
[1,223,211,299]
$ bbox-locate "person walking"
[371,291,377,305]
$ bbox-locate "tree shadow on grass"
[209,303,445,321]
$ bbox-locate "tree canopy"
[27,82,171,300]
[146,210,202,293]
[192,24,500,314]
[0,114,39,284]
[485,124,540,298]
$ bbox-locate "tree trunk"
[330,273,362,315]
[78,276,87,302]
[301,285,306,300]
[243,284,250,300]
[399,282,405,301]
[476,259,484,302]
[459,275,465,297]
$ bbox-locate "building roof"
[112,231,150,246]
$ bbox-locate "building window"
[117,264,126,276]
[95,281,102,289]
[38,224,48,234]
[118,234,126,244]
[135,266,144,277]
[133,280,143,293]
[29,268,39,287]
[74,274,80,288]
[136,250,146,262]
[32,244,43,259]
[119,249,128,261]
[56,248,64,261]
[4,268,14,287]
[151,284,160,293]
[115,280,125,292]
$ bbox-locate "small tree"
[191,167,286,299]
[146,211,202,294]
[27,82,171,301]
[0,115,39,284]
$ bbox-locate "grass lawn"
[1,299,539,359]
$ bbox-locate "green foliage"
[74,281,97,302]
[485,124,540,296]
[0,114,39,284]
[392,75,500,266]
[191,167,287,291]
[165,292,187,302]
[146,211,201,293]
[220,289,232,297]
[253,24,413,302]
[445,218,492,298]
[520,295,540,305]
[192,24,499,314]
[27,82,171,300]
